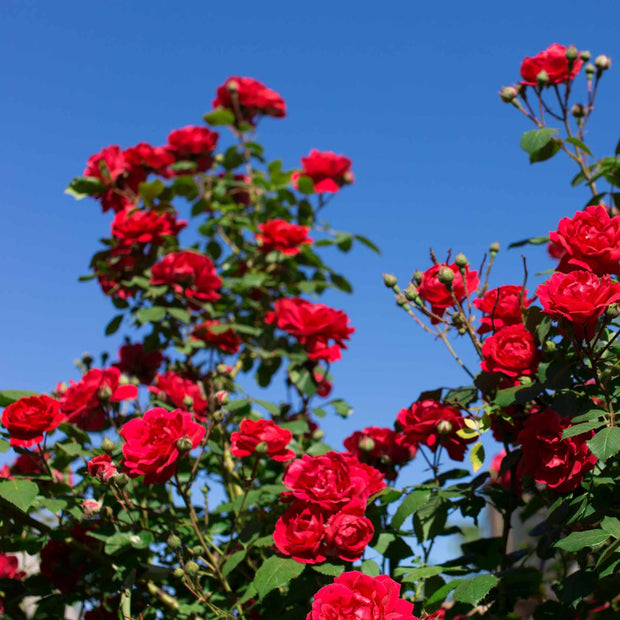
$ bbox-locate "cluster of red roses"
[273,451,384,564]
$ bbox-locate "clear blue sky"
[2,1,619,484]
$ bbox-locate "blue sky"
[2,0,619,488]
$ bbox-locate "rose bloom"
[124,141,174,175]
[537,270,620,340]
[473,285,531,334]
[231,418,295,462]
[120,407,206,484]
[213,76,286,125]
[397,399,475,462]
[292,150,354,193]
[306,571,417,620]
[149,370,209,416]
[150,251,221,304]
[273,501,327,564]
[59,367,138,431]
[313,369,332,398]
[218,173,251,206]
[324,509,375,562]
[549,205,620,276]
[481,324,539,377]
[344,426,414,481]
[283,451,385,512]
[265,298,354,363]
[489,449,523,494]
[113,342,164,385]
[111,208,187,246]
[87,454,118,482]
[520,43,583,86]
[255,219,313,256]
[517,409,597,492]
[192,320,242,355]
[417,263,480,323]
[167,125,219,172]
[0,554,25,580]
[1,394,65,448]
[95,246,141,300]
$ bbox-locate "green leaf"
[167,307,191,324]
[135,306,167,324]
[0,479,39,512]
[562,420,604,439]
[360,559,381,577]
[65,176,107,199]
[555,529,610,552]
[330,273,353,293]
[470,442,485,473]
[529,138,561,163]
[222,550,246,577]
[253,399,281,416]
[587,426,620,462]
[335,232,353,252]
[0,438,9,453]
[0,389,39,406]
[566,137,593,157]
[520,128,557,154]
[330,399,353,418]
[444,386,478,407]
[203,108,236,126]
[138,179,165,203]
[508,235,550,249]
[392,489,431,530]
[105,530,154,555]
[400,565,444,582]
[105,314,123,336]
[570,409,607,424]
[601,516,620,539]
[426,580,460,606]
[312,563,345,577]
[296,176,314,194]
[354,234,381,254]
[453,574,498,606]
[253,556,305,600]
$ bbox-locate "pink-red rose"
[273,501,328,564]
[0,554,25,580]
[120,407,206,484]
[520,43,583,86]
[124,141,174,175]
[192,320,242,355]
[323,509,375,562]
[293,150,354,193]
[1,394,65,448]
[87,454,118,483]
[149,370,209,416]
[255,219,313,256]
[231,418,295,462]
[113,342,164,385]
[167,126,219,172]
[473,285,531,334]
[481,324,539,377]
[111,208,187,246]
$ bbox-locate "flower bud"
[437,420,452,435]
[536,70,549,85]
[489,241,500,255]
[215,390,229,406]
[82,499,102,517]
[255,441,269,454]
[167,534,182,550]
[358,436,375,452]
[176,436,194,452]
[395,294,408,307]
[226,79,239,93]
[101,436,115,453]
[98,385,113,401]
[565,45,579,61]
[185,561,199,576]
[113,473,130,488]
[519,376,533,386]
[437,267,455,287]
[216,363,232,376]
[383,273,398,288]
[213,409,225,422]
[404,284,419,302]
[191,545,203,556]
[173,567,185,579]
[312,428,325,441]
[412,270,424,285]
[499,86,518,103]
[455,252,468,268]
[182,394,194,408]
[118,373,131,385]
[571,103,586,118]
[595,55,612,71]
[343,171,355,185]
[580,50,591,62]
[585,64,596,78]
[606,303,620,319]
[543,340,556,353]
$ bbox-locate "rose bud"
[580,50,591,62]
[437,266,455,287]
[595,55,612,71]
[383,273,398,288]
[167,534,182,550]
[173,568,185,579]
[455,252,468,268]
[536,70,550,85]
[489,241,500,255]
[437,420,453,435]
[565,45,578,61]
[358,436,376,452]
[571,103,586,118]
[82,499,102,517]
[215,390,229,406]
[176,436,194,452]
[101,437,115,453]
[412,270,423,284]
[185,561,199,576]
[585,64,596,78]
[499,86,518,103]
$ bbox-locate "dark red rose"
[537,270,620,340]
[149,370,209,416]
[87,454,118,482]
[218,173,251,206]
[95,246,141,300]
[306,571,417,620]
[481,324,539,377]
[517,409,597,492]
[520,43,583,86]
[255,219,313,256]
[292,150,354,193]
[113,342,164,385]
[490,404,534,444]
[0,554,25,580]
[489,449,524,494]
[344,426,415,481]
[84,605,118,620]
[167,126,219,172]
[150,251,221,304]
[231,418,295,462]
[417,263,480,323]
[120,407,206,484]
[124,141,174,175]
[1,394,65,448]
[59,367,138,431]
[265,298,354,362]
[313,369,332,398]
[324,508,374,562]
[273,501,327,564]
[549,205,620,276]
[192,320,242,355]
[397,399,475,462]
[213,76,286,125]
[111,208,187,246]
[473,285,531,334]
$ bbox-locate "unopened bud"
[118,373,131,385]
[489,241,500,255]
[173,567,185,579]
[606,303,620,319]
[167,534,182,549]
[182,394,194,408]
[585,64,596,78]
[543,340,556,353]
[536,70,549,85]
[215,390,229,406]
[216,363,232,376]
[499,86,518,103]
[358,436,375,452]
[82,499,102,517]
[580,50,591,62]
[312,428,325,441]
[98,385,113,401]
[191,546,203,556]
[404,284,419,302]
[176,436,194,452]
[437,267,455,287]
[455,252,468,268]
[437,420,452,435]
[226,79,239,93]
[395,294,408,307]
[113,473,130,488]
[383,273,398,288]
[185,561,199,576]
[255,441,269,454]
[595,55,612,71]
[519,376,533,386]
[412,270,424,285]
[571,103,586,119]
[213,409,225,422]
[343,171,354,185]
[101,437,115,453]
[565,45,578,61]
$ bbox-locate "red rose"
[520,43,583,86]
[59,367,138,431]
[549,205,620,276]
[273,501,327,564]
[292,150,354,193]
[87,454,118,482]
[167,126,219,172]
[313,369,332,398]
[213,76,286,125]
[417,263,479,323]
[397,399,475,462]
[480,324,539,377]
[489,449,523,494]
[95,246,141,300]
[218,173,252,206]
[111,208,187,246]
[124,141,174,175]
[265,298,354,362]
[84,606,118,620]
[1,394,65,448]
[113,342,164,385]
[150,251,221,304]
[282,451,385,512]
[306,571,417,620]
[324,508,374,562]
[231,418,295,462]
[517,409,597,492]
[120,407,206,484]
[344,426,414,481]
[537,270,620,339]
[149,370,209,416]
[0,554,25,580]
[473,285,531,334]
[255,219,313,256]
[192,320,242,355]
